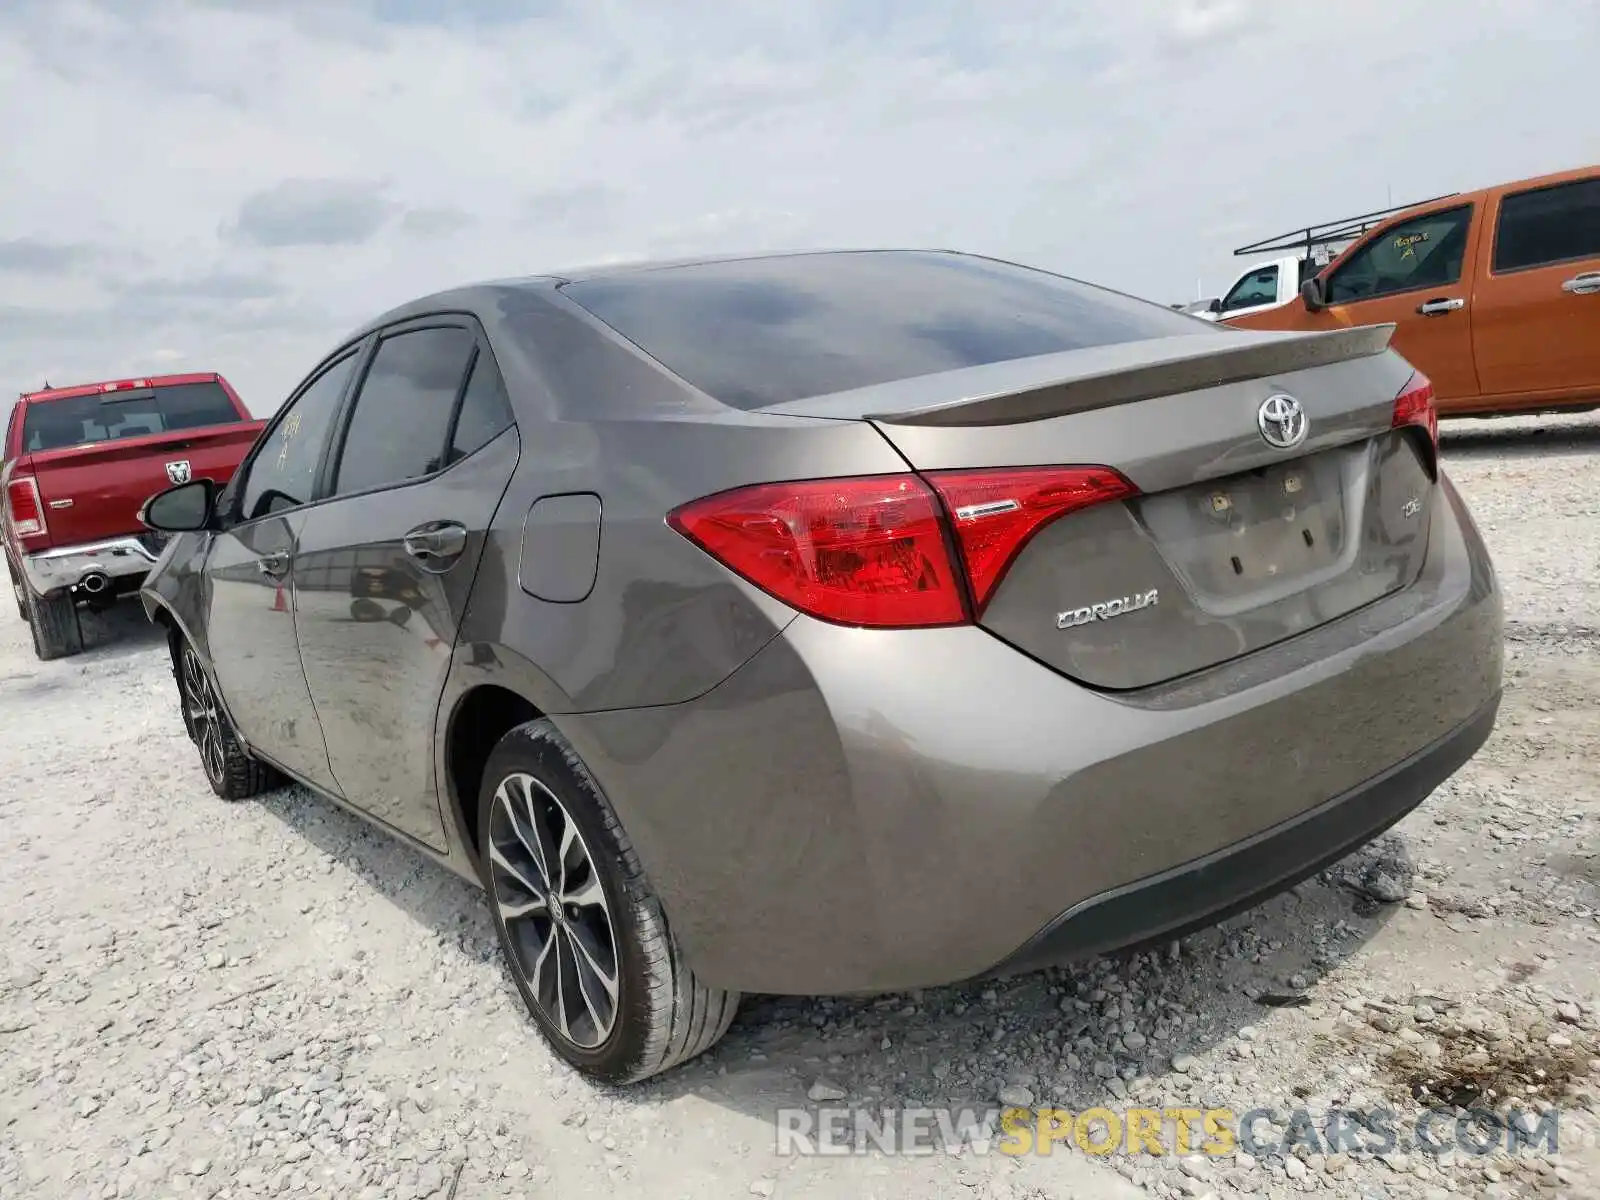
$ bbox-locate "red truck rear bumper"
[17,535,163,599]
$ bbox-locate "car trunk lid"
[790,325,1436,690]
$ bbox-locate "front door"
[1314,202,1484,406]
[292,321,519,849]
[1229,203,1485,406]
[1471,174,1600,404]
[204,350,361,790]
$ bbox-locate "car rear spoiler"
[863,324,1397,429]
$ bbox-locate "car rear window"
[558,251,1206,410]
[22,382,241,453]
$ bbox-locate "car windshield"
[22,382,241,453]
[558,251,1207,410]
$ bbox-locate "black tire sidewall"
[170,635,201,747]
[24,587,81,660]
[477,721,656,1082]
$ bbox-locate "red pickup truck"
[3,373,265,660]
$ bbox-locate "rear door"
[1312,202,1483,406]
[1470,173,1600,403]
[203,352,359,793]
[291,318,519,849]
[23,380,262,545]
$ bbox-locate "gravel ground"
[2,413,1599,1200]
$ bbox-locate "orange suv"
[1227,165,1600,419]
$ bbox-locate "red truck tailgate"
[32,422,263,545]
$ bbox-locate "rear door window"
[331,326,477,497]
[21,381,243,453]
[445,350,515,466]
[1492,177,1600,273]
[1325,206,1474,304]
[558,250,1207,410]
[240,354,358,521]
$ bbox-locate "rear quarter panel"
[449,409,910,715]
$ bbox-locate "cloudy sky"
[2,0,1596,414]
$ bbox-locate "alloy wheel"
[181,646,226,784]
[487,771,620,1049]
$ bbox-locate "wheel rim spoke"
[562,873,605,911]
[498,777,552,888]
[488,844,547,912]
[556,819,578,897]
[182,649,226,782]
[569,932,611,1035]
[567,921,619,1003]
[549,926,574,1041]
[487,771,619,1049]
[527,922,558,1006]
[203,728,224,780]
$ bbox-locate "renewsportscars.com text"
[774,1104,1562,1159]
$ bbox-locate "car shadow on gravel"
[250,775,1414,1129]
[657,860,1408,1122]
[1441,413,1600,460]
[74,597,167,660]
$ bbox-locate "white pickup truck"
[1191,254,1324,322]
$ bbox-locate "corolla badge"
[1057,589,1159,630]
[165,459,192,485]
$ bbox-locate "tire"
[169,634,282,801]
[8,557,26,622]
[24,586,83,661]
[478,719,739,1084]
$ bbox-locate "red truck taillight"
[5,475,46,538]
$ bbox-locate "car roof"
[18,372,226,404]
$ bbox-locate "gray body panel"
[291,428,522,849]
[201,513,338,791]
[138,250,1503,998]
[552,473,1498,992]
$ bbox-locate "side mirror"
[1300,276,1327,313]
[139,478,216,533]
[1207,298,1221,314]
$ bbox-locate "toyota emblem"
[1256,394,1308,451]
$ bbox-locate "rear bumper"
[19,535,162,597]
[554,474,1503,995]
[985,690,1500,978]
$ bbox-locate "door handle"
[402,521,468,565]
[256,550,289,579]
[1417,297,1465,316]
[1562,272,1600,295]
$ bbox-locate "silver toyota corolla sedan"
[137,249,1503,1083]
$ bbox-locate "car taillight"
[667,466,1138,628]
[668,475,966,628]
[925,466,1140,613]
[1393,370,1438,451]
[5,475,46,538]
